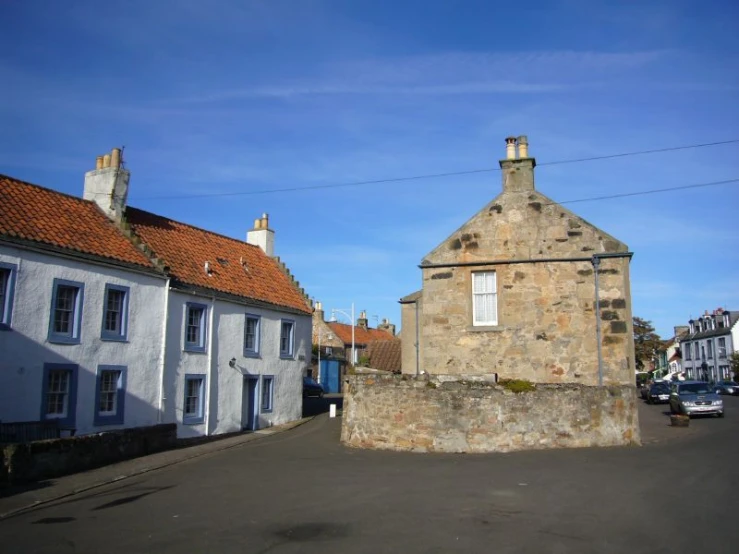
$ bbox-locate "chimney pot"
[517,135,529,158]
[102,154,111,168]
[96,156,104,170]
[505,137,517,160]
[111,148,121,169]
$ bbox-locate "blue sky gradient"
[2,0,738,339]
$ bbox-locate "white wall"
[163,291,311,438]
[0,246,167,435]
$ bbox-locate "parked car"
[646,382,671,404]
[639,382,651,400]
[303,377,324,398]
[669,381,723,417]
[713,381,739,396]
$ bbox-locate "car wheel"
[646,397,652,404]
[718,412,724,418]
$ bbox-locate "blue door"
[320,360,341,394]
[242,376,259,430]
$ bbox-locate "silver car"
[669,381,724,417]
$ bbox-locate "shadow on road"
[302,395,343,418]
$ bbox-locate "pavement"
[0,417,313,520]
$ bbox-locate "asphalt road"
[1,396,738,554]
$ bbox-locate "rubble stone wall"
[341,375,641,453]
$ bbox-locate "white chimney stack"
[83,147,129,222]
[246,212,275,256]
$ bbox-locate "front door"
[242,376,259,430]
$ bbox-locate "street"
[1,397,738,553]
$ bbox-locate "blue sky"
[1,0,738,339]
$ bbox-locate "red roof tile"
[0,174,156,270]
[326,322,395,346]
[125,207,311,314]
[366,339,402,373]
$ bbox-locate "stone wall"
[1,423,177,485]
[341,375,641,453]
[417,183,634,386]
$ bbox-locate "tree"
[633,317,663,371]
[730,352,739,381]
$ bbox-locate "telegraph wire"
[137,138,739,200]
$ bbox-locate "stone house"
[400,136,635,386]
[0,148,312,439]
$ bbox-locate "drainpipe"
[157,279,171,423]
[205,295,216,436]
[415,300,420,376]
[592,256,604,386]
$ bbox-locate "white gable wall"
[0,245,166,436]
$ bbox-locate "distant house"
[680,309,737,381]
[400,136,635,386]
[0,148,312,438]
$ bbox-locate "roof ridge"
[0,173,99,206]
[125,206,264,252]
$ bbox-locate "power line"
[139,138,739,200]
[549,178,739,206]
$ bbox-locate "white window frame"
[472,271,498,326]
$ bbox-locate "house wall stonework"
[341,375,641,453]
[418,179,634,386]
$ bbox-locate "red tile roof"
[366,339,402,373]
[0,174,157,270]
[326,322,395,345]
[125,207,311,314]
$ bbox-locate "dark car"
[714,381,739,396]
[303,377,324,398]
[639,382,651,400]
[646,382,671,404]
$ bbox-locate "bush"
[498,378,535,393]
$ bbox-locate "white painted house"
[0,149,312,438]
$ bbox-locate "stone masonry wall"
[419,187,634,386]
[2,424,177,485]
[341,375,641,453]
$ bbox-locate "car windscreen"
[651,384,670,392]
[679,383,713,394]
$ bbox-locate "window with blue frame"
[184,303,207,352]
[244,314,261,357]
[41,363,78,429]
[279,319,294,358]
[101,284,129,341]
[94,366,127,425]
[0,262,17,330]
[48,278,84,344]
[261,375,274,412]
[183,374,205,424]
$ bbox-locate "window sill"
[48,335,81,345]
[280,355,295,360]
[183,417,205,425]
[184,346,207,354]
[261,408,273,414]
[244,351,261,359]
[101,335,128,343]
[466,325,505,333]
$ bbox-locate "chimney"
[314,301,325,322]
[83,147,130,222]
[499,135,535,193]
[246,212,275,256]
[673,325,689,338]
[357,310,368,330]
[377,318,396,336]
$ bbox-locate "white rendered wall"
[163,290,310,438]
[0,246,167,435]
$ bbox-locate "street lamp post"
[331,303,355,365]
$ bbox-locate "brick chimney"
[499,135,535,193]
[246,213,275,256]
[314,301,325,322]
[377,318,396,336]
[83,147,129,222]
[357,310,368,330]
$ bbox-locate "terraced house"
[680,308,737,382]
[0,149,312,438]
